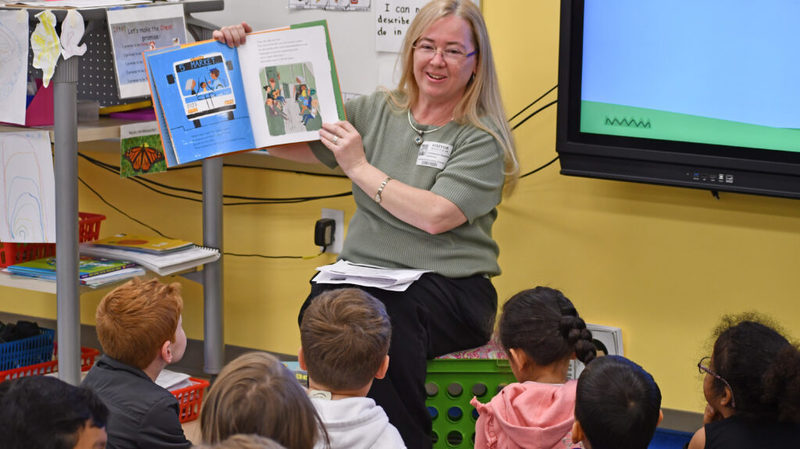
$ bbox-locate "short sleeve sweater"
[310,91,505,277]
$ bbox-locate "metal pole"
[54,55,80,385]
[202,157,223,375]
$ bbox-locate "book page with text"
[236,22,345,148]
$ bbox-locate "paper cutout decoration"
[60,10,87,60]
[31,10,61,87]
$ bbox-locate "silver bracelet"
[373,176,392,203]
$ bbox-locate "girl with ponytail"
[471,286,596,449]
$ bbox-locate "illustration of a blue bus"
[166,53,236,128]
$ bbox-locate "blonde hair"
[388,0,519,195]
[200,352,327,449]
[95,278,183,369]
[192,434,287,449]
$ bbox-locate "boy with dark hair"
[572,355,663,449]
[299,288,405,449]
[0,375,109,449]
[82,277,191,449]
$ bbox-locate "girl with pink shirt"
[471,286,596,449]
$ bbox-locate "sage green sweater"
[310,91,504,277]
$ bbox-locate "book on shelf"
[80,267,147,288]
[6,256,138,281]
[142,20,345,166]
[80,243,220,276]
[90,234,194,255]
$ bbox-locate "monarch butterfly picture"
[124,143,164,172]
[119,130,167,178]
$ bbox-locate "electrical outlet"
[568,323,624,380]
[320,208,344,254]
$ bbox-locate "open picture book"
[143,20,345,166]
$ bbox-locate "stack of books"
[80,234,220,276]
[5,256,145,288]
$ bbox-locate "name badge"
[416,141,453,170]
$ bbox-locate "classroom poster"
[289,0,370,10]
[107,4,188,99]
[119,121,167,178]
[375,0,479,53]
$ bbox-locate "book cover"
[8,256,137,280]
[90,234,194,254]
[80,266,146,287]
[143,20,345,166]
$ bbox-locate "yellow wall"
[2,0,799,414]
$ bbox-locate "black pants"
[299,272,497,449]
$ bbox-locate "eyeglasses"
[413,42,477,64]
[697,356,736,409]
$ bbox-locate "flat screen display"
[556,0,800,198]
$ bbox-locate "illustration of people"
[267,78,285,106]
[264,97,289,120]
[185,78,197,95]
[148,41,156,50]
[200,81,209,93]
[208,68,224,90]
[296,85,318,126]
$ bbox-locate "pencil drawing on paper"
[0,132,56,243]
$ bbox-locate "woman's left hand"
[319,121,368,177]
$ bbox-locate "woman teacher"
[215,1,518,446]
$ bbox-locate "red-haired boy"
[82,278,191,449]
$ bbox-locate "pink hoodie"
[470,380,581,449]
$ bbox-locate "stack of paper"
[155,368,193,391]
[80,242,220,276]
[314,260,430,292]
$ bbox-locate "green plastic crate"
[425,358,516,448]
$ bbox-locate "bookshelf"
[0,0,225,385]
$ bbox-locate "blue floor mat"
[649,428,692,449]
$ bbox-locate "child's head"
[210,68,220,79]
[95,277,185,370]
[200,352,325,449]
[573,356,662,449]
[499,286,595,374]
[300,288,391,392]
[0,375,109,449]
[192,434,286,449]
[703,312,800,424]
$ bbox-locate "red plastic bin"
[0,212,106,268]
[172,377,211,423]
[0,346,100,382]
[0,346,207,424]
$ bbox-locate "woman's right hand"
[212,22,252,48]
